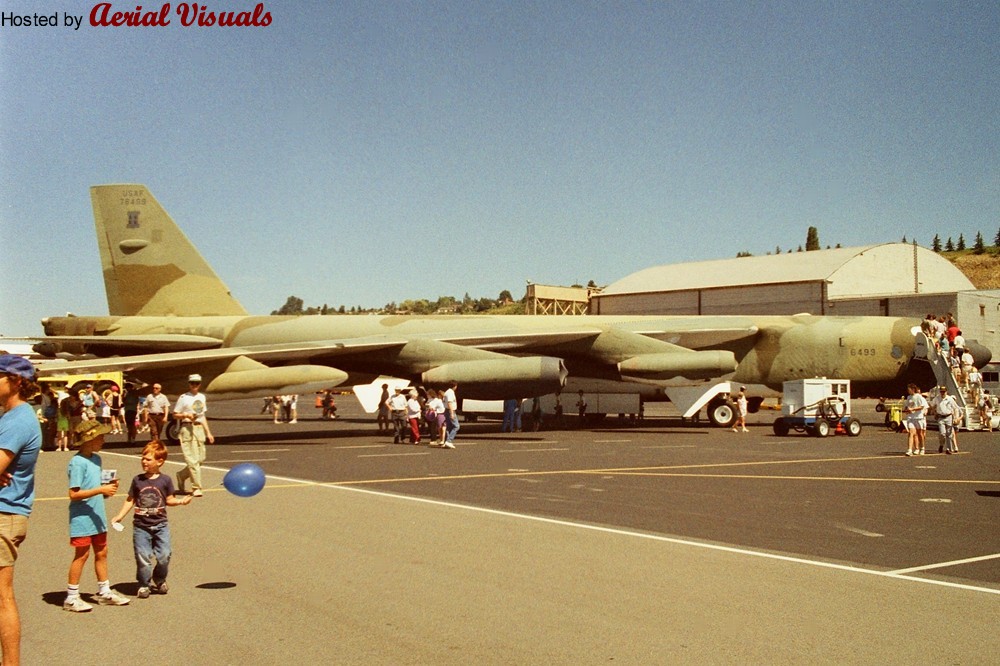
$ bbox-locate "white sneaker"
[97,590,130,606]
[63,597,93,612]
[443,442,455,449]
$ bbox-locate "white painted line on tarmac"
[595,439,632,443]
[499,448,569,453]
[209,458,280,464]
[319,485,1000,596]
[888,553,1000,575]
[358,452,432,458]
[232,448,290,454]
[835,524,884,538]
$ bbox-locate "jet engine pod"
[618,350,738,382]
[206,364,350,400]
[422,356,568,400]
[32,341,63,357]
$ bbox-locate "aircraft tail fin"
[90,184,248,317]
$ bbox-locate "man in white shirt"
[960,351,975,388]
[442,382,459,449]
[387,388,408,444]
[930,386,961,454]
[145,384,171,441]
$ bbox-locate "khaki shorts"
[0,513,29,567]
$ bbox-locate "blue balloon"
[223,463,266,498]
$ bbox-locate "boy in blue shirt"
[112,441,192,598]
[64,420,130,612]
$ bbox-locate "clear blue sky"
[1,1,997,336]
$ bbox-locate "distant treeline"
[272,291,525,316]
[736,226,1000,258]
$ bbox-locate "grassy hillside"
[944,250,1000,289]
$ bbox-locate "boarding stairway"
[913,331,984,431]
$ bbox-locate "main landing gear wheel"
[165,420,180,445]
[707,399,737,428]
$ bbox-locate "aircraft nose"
[966,340,993,368]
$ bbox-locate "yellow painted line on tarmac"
[35,452,984,499]
[577,454,939,474]
[32,482,314,502]
[289,454,896,486]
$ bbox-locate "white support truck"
[772,378,861,437]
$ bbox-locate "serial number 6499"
[850,348,877,357]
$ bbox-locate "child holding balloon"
[111,441,192,599]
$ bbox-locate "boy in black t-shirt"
[111,441,192,598]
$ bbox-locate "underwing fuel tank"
[206,364,349,400]
[422,356,568,400]
[618,350,738,382]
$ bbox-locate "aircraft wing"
[6,334,223,356]
[33,336,410,375]
[414,324,759,352]
[32,337,417,400]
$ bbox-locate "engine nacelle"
[618,350,738,382]
[422,356,568,399]
[32,341,62,357]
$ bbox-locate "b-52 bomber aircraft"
[24,185,990,426]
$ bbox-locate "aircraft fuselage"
[41,312,920,398]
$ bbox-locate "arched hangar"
[591,243,975,317]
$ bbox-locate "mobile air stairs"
[913,332,987,431]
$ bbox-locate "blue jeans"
[445,411,460,442]
[134,522,171,588]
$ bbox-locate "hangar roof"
[602,243,975,299]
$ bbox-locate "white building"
[591,243,999,356]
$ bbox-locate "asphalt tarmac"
[14,397,1000,664]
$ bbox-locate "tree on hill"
[973,232,985,255]
[957,234,966,251]
[805,226,820,251]
[945,237,955,252]
[995,227,1000,247]
[272,296,304,315]
[932,234,941,252]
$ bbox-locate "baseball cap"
[188,374,202,383]
[0,355,37,381]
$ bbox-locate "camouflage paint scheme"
[30,185,987,402]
